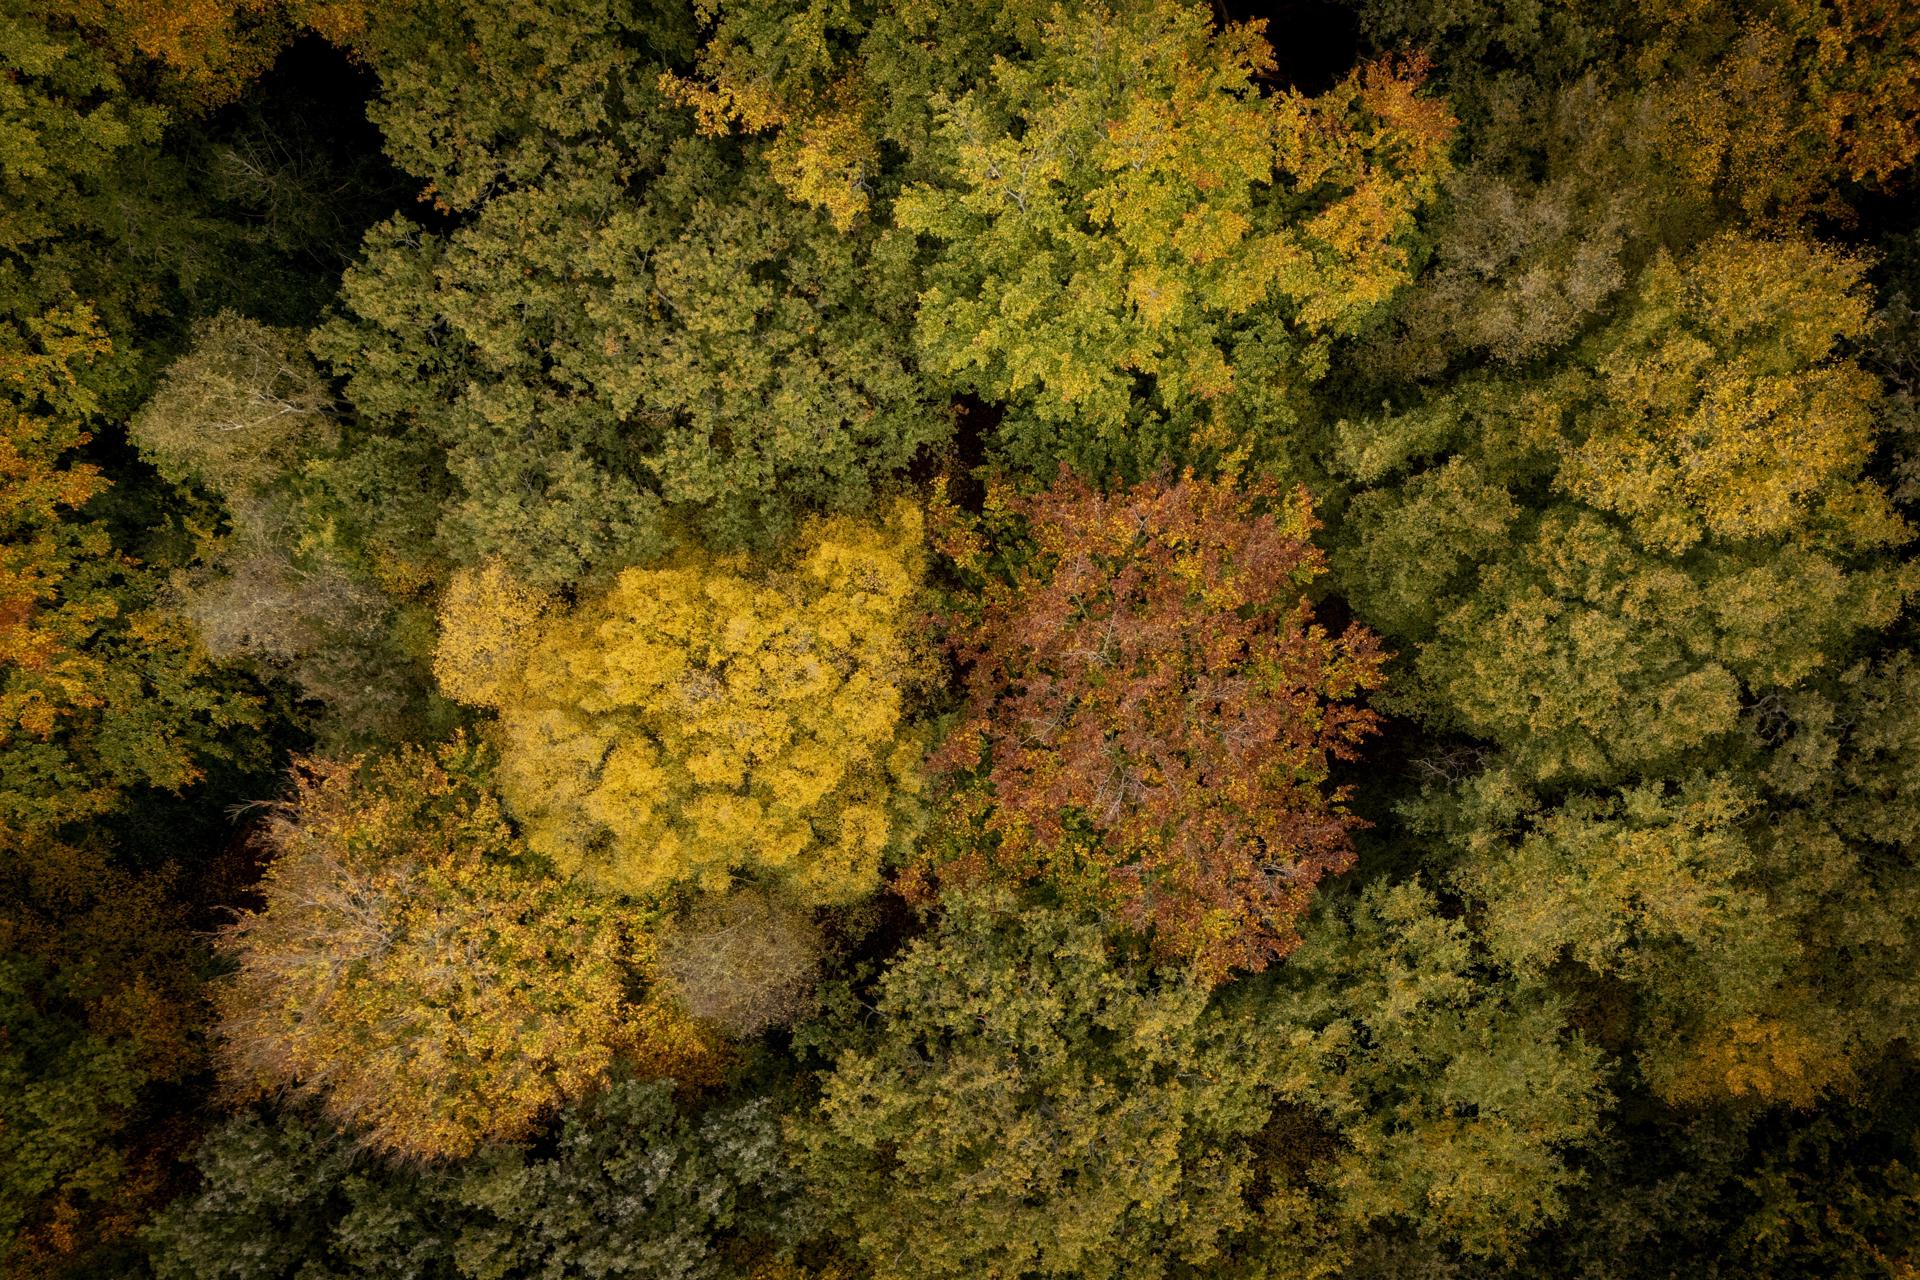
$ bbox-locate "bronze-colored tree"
[214,740,720,1160]
[930,470,1386,982]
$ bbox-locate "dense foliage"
[929,470,1385,980]
[213,742,718,1159]
[434,503,927,903]
[2,0,1917,1276]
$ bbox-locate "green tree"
[803,892,1278,1280]
[1414,644,1920,1110]
[313,93,943,586]
[1248,880,1609,1268]
[0,837,216,1274]
[145,1076,809,1280]
[664,0,1063,229]
[895,0,1452,478]
[0,1,167,389]
[1355,0,1920,220]
[1469,1092,1920,1280]
[1337,233,1910,786]
[340,0,695,214]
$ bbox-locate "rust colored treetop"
[932,469,1387,982]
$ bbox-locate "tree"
[213,741,720,1160]
[1354,0,1920,220]
[313,65,942,586]
[929,470,1385,981]
[1,307,265,839]
[1412,646,1920,1110]
[0,1,167,381]
[1249,880,1608,1265]
[658,889,823,1038]
[663,0,1064,230]
[0,837,215,1274]
[1409,508,1904,784]
[1507,1099,1920,1280]
[145,1076,810,1280]
[174,547,435,747]
[435,504,928,905]
[1347,0,1920,387]
[128,310,439,747]
[1358,105,1640,380]
[46,0,294,110]
[1555,236,1892,554]
[803,892,1279,1280]
[339,0,695,214]
[128,311,334,497]
[895,0,1452,477]
[1336,233,1911,786]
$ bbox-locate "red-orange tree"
[929,470,1386,982]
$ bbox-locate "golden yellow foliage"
[436,503,928,904]
[761,85,882,233]
[1653,1014,1846,1110]
[432,560,551,708]
[215,742,721,1160]
[1558,234,1901,553]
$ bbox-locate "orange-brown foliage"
[929,470,1386,983]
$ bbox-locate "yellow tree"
[1557,234,1896,553]
[215,741,720,1160]
[436,502,928,904]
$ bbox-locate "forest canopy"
[2,0,1918,1277]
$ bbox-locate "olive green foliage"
[1254,881,1608,1265]
[314,22,943,586]
[0,0,167,389]
[1536,1102,1920,1280]
[1356,0,1920,216]
[0,7,301,1271]
[1,312,267,840]
[1413,647,1920,1110]
[664,0,1064,228]
[346,0,696,214]
[806,892,1279,1280]
[0,959,144,1261]
[145,1077,807,1280]
[1339,232,1910,786]
[1357,0,1920,386]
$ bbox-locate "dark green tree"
[145,1076,808,1280]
